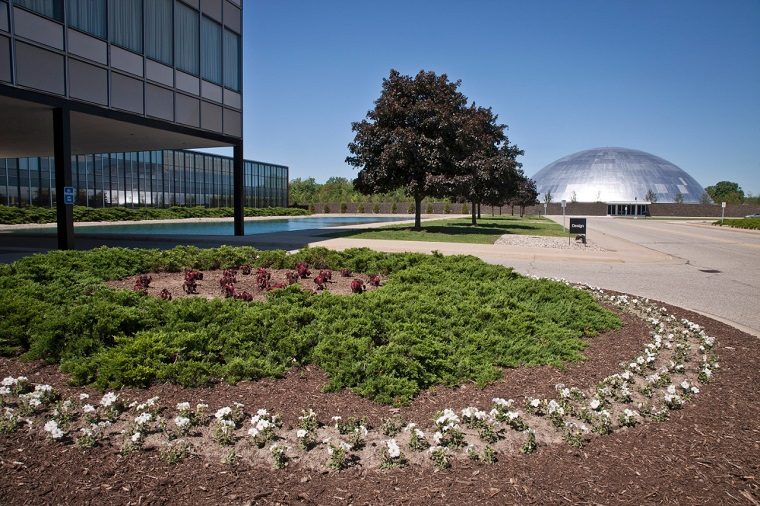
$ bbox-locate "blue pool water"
[19,216,410,236]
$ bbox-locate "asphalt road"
[501,218,760,337]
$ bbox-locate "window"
[109,0,142,53]
[14,0,62,21]
[201,16,221,84]
[68,0,106,38]
[175,2,199,75]
[145,0,172,64]
[223,28,240,91]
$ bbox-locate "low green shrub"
[715,217,760,230]
[0,205,307,225]
[1,246,620,404]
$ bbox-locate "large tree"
[453,105,524,225]
[705,181,744,204]
[510,174,539,217]
[347,70,471,229]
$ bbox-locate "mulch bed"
[1,300,758,505]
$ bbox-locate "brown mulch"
[1,301,759,505]
[107,268,380,301]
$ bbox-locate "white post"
[634,197,638,219]
[561,200,567,231]
[721,202,726,224]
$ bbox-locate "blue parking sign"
[63,187,75,205]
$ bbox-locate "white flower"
[196,403,208,411]
[134,412,152,426]
[492,398,513,408]
[35,384,53,393]
[131,432,142,443]
[83,404,96,413]
[589,399,601,411]
[667,384,677,395]
[79,393,90,400]
[435,408,460,427]
[680,380,691,391]
[176,402,191,412]
[530,398,541,408]
[100,392,118,408]
[433,431,443,445]
[386,439,401,458]
[215,406,232,420]
[1,377,15,387]
[0,387,10,396]
[256,408,269,417]
[413,428,425,439]
[691,386,700,395]
[247,427,260,438]
[339,441,352,451]
[296,429,307,438]
[174,416,191,428]
[507,411,520,421]
[547,400,563,416]
[44,420,64,439]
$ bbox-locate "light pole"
[561,199,567,231]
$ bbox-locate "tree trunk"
[511,204,514,216]
[477,203,481,219]
[471,201,477,225]
[414,196,422,230]
[499,206,502,216]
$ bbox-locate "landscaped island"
[714,217,760,230]
[0,205,308,225]
[0,246,617,404]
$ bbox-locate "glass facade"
[0,150,289,209]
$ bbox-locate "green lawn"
[328,215,567,244]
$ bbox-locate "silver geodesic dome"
[532,148,708,203]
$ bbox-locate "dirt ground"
[0,298,758,505]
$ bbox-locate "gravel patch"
[495,234,607,251]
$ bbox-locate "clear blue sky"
[240,0,760,194]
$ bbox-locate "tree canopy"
[346,69,523,228]
[704,181,744,204]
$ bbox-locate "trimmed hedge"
[0,205,307,225]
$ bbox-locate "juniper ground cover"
[0,246,619,404]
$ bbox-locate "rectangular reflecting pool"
[10,216,411,236]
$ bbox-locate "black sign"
[569,218,587,235]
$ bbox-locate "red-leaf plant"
[339,268,353,277]
[296,262,311,279]
[159,288,172,300]
[219,269,237,288]
[133,274,152,292]
[314,274,327,291]
[285,271,300,285]
[255,268,271,290]
[319,270,332,282]
[368,274,381,287]
[235,290,253,301]
[183,270,203,294]
[268,282,286,291]
[351,278,366,294]
[222,282,236,298]
[240,264,253,275]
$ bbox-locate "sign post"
[561,199,567,231]
[63,186,75,205]
[569,217,587,246]
[721,202,726,224]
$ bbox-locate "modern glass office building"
[1,0,254,247]
[0,150,289,209]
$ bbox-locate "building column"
[233,141,244,236]
[53,107,74,250]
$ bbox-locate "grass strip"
[326,215,566,244]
